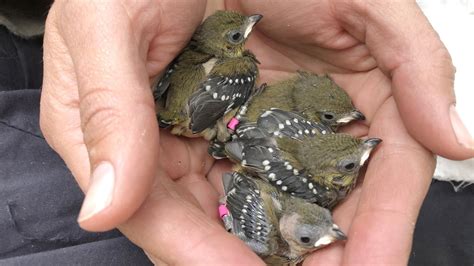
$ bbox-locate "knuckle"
[79,88,123,148]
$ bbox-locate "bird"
[229,70,365,134]
[219,171,347,265]
[153,10,262,141]
[209,107,333,158]
[208,71,365,158]
[223,109,382,208]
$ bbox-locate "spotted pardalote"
[208,71,365,158]
[220,171,346,265]
[236,70,365,132]
[222,109,381,208]
[153,11,262,141]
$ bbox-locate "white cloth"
[417,0,474,186]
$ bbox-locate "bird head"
[279,199,346,258]
[292,71,365,130]
[192,11,262,58]
[296,134,382,190]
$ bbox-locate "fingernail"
[78,162,115,223]
[450,104,474,150]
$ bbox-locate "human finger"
[41,1,160,231]
[333,0,474,159]
[120,177,265,265]
[342,98,434,264]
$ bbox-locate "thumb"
[336,1,474,159]
[43,2,160,231]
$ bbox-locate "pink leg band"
[227,117,239,131]
[218,204,229,218]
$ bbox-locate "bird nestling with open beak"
[153,10,262,142]
[219,171,346,265]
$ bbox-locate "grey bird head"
[279,199,346,258]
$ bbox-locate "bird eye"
[228,30,244,44]
[338,159,358,173]
[344,162,355,171]
[232,32,242,41]
[321,112,335,121]
[300,236,311,244]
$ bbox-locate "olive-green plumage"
[243,71,365,131]
[154,11,262,141]
[225,131,381,208]
[276,134,380,202]
[221,172,346,265]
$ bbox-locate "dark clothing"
[410,181,474,266]
[0,21,472,265]
[0,0,51,38]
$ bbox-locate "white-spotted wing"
[225,138,338,207]
[222,172,276,256]
[153,63,177,102]
[189,74,256,133]
[255,108,332,140]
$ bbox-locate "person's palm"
[42,1,469,265]
[125,2,435,264]
[231,1,437,264]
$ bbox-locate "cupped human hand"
[40,0,474,265]
[40,0,264,264]
[214,0,474,264]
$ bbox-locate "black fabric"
[0,237,152,266]
[0,0,52,25]
[0,22,472,265]
[0,26,43,91]
[409,180,474,266]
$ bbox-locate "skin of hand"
[39,0,474,265]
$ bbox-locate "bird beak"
[243,14,263,38]
[336,109,366,124]
[314,224,347,248]
[314,235,336,248]
[359,138,382,166]
[332,224,348,241]
[364,138,382,148]
[351,110,366,121]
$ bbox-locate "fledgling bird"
[209,107,333,158]
[208,71,365,157]
[223,109,381,208]
[153,11,262,141]
[219,171,346,266]
[234,70,365,133]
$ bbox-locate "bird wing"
[153,62,177,103]
[256,108,332,139]
[188,60,258,133]
[224,138,277,169]
[209,121,271,159]
[222,172,277,256]
[234,122,271,139]
[155,48,214,126]
[225,138,303,187]
[233,108,332,140]
[225,137,338,207]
